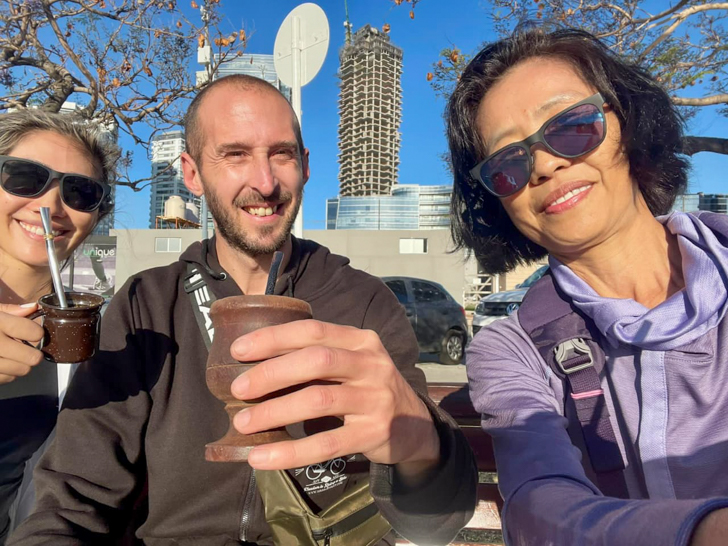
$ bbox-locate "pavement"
[416,362,467,383]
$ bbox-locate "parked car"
[382,276,469,365]
[472,265,549,337]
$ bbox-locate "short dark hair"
[184,74,304,165]
[447,28,689,275]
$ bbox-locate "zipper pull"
[324,536,331,546]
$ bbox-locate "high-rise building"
[698,193,728,214]
[148,131,192,228]
[673,193,700,212]
[326,184,452,230]
[212,53,292,101]
[674,193,728,214]
[337,25,403,197]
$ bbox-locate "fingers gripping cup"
[205,295,313,462]
[30,291,105,364]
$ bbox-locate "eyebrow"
[214,140,300,155]
[485,92,586,153]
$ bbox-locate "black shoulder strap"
[183,263,217,350]
[519,271,629,498]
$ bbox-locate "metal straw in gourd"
[40,207,68,308]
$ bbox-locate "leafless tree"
[411,0,728,155]
[0,0,247,188]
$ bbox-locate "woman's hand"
[0,303,45,384]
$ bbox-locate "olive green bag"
[184,268,391,545]
[257,469,392,546]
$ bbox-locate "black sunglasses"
[0,155,109,212]
[470,93,607,198]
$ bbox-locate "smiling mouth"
[19,220,62,237]
[546,185,591,208]
[242,204,280,217]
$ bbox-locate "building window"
[155,237,182,253]
[399,238,427,254]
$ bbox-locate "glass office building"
[698,194,728,214]
[212,53,292,102]
[326,184,452,230]
[673,194,701,212]
[673,193,728,214]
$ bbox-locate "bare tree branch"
[416,0,728,156]
[672,93,728,106]
[0,0,247,190]
[682,136,728,155]
[639,3,728,61]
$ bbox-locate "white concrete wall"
[304,229,468,304]
[112,228,470,304]
[111,229,202,288]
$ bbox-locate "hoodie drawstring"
[201,239,227,281]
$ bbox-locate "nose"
[30,180,67,218]
[529,142,570,186]
[249,154,278,197]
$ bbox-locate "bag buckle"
[554,338,594,374]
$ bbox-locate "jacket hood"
[179,235,353,300]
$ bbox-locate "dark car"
[382,276,469,365]
[472,264,549,337]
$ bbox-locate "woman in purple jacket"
[447,28,728,545]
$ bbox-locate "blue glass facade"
[673,193,728,214]
[215,54,292,102]
[326,184,452,230]
[673,194,700,212]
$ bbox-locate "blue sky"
[113,0,728,230]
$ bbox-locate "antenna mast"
[344,0,352,44]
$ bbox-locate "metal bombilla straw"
[40,207,68,308]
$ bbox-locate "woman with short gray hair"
[0,109,117,543]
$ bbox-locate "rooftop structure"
[337,25,403,197]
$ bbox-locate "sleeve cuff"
[369,389,477,543]
[676,498,728,546]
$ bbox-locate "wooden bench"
[396,382,502,546]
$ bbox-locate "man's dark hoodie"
[10,237,477,545]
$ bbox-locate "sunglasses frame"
[0,155,110,212]
[469,93,607,198]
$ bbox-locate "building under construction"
[337,24,403,197]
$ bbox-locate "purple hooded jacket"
[467,212,728,545]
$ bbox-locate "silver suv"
[472,265,549,337]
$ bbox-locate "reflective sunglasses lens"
[62,176,104,212]
[1,160,49,197]
[481,147,530,196]
[544,104,605,156]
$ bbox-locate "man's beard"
[204,183,301,257]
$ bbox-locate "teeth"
[244,204,278,217]
[19,221,60,237]
[551,186,589,207]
